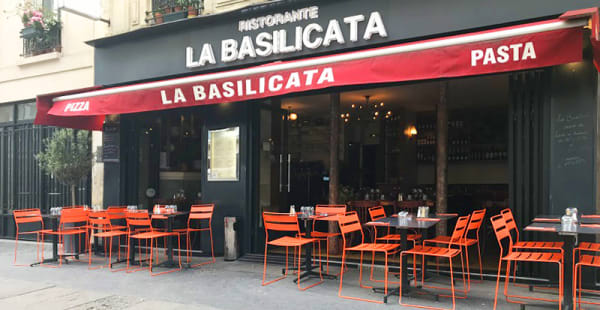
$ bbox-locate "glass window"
[17,102,36,121]
[0,105,15,123]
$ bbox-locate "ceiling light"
[404,125,418,137]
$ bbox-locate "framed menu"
[207,127,239,181]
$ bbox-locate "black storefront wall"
[113,103,253,256]
[91,0,598,85]
[98,0,600,255]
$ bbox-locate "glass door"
[254,102,289,251]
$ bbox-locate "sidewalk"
[0,239,549,309]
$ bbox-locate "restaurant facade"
[35,0,600,260]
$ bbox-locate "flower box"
[20,27,38,39]
[163,11,187,23]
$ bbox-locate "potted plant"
[187,0,200,18]
[163,2,188,23]
[20,9,45,39]
[154,9,164,24]
[174,0,186,12]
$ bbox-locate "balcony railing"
[148,0,204,24]
[21,28,61,58]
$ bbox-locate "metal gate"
[0,123,91,238]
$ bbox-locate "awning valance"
[36,17,589,130]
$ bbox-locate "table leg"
[562,234,575,310]
[401,229,409,290]
[167,217,174,265]
[51,218,58,260]
[129,237,136,263]
[421,228,429,281]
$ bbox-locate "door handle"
[279,154,283,192]
[287,154,291,193]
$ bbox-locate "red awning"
[560,8,600,71]
[36,17,590,130]
[35,87,105,130]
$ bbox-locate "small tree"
[36,129,93,205]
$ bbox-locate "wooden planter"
[20,27,38,39]
[164,11,187,23]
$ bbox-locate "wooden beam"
[436,82,449,236]
[329,93,340,204]
[329,93,341,254]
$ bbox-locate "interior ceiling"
[282,74,509,117]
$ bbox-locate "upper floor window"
[19,0,61,57]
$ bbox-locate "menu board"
[102,125,119,163]
[207,127,239,181]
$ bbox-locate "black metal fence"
[0,124,90,238]
[21,28,61,58]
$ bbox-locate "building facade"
[26,4,600,299]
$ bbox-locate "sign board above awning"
[36,18,587,130]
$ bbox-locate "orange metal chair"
[502,208,564,252]
[174,204,215,267]
[424,209,486,290]
[399,215,470,310]
[490,214,563,310]
[262,212,323,290]
[501,208,563,287]
[87,211,128,270]
[43,207,90,267]
[574,253,600,309]
[125,211,182,276]
[338,211,400,304]
[303,204,347,275]
[12,209,52,266]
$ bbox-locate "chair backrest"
[59,208,89,230]
[263,212,301,242]
[466,209,487,236]
[490,214,513,257]
[88,211,113,230]
[448,215,471,247]
[107,206,127,219]
[315,204,347,215]
[368,206,386,221]
[500,208,519,242]
[263,212,300,232]
[189,204,215,221]
[337,211,364,246]
[13,209,43,226]
[126,211,152,230]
